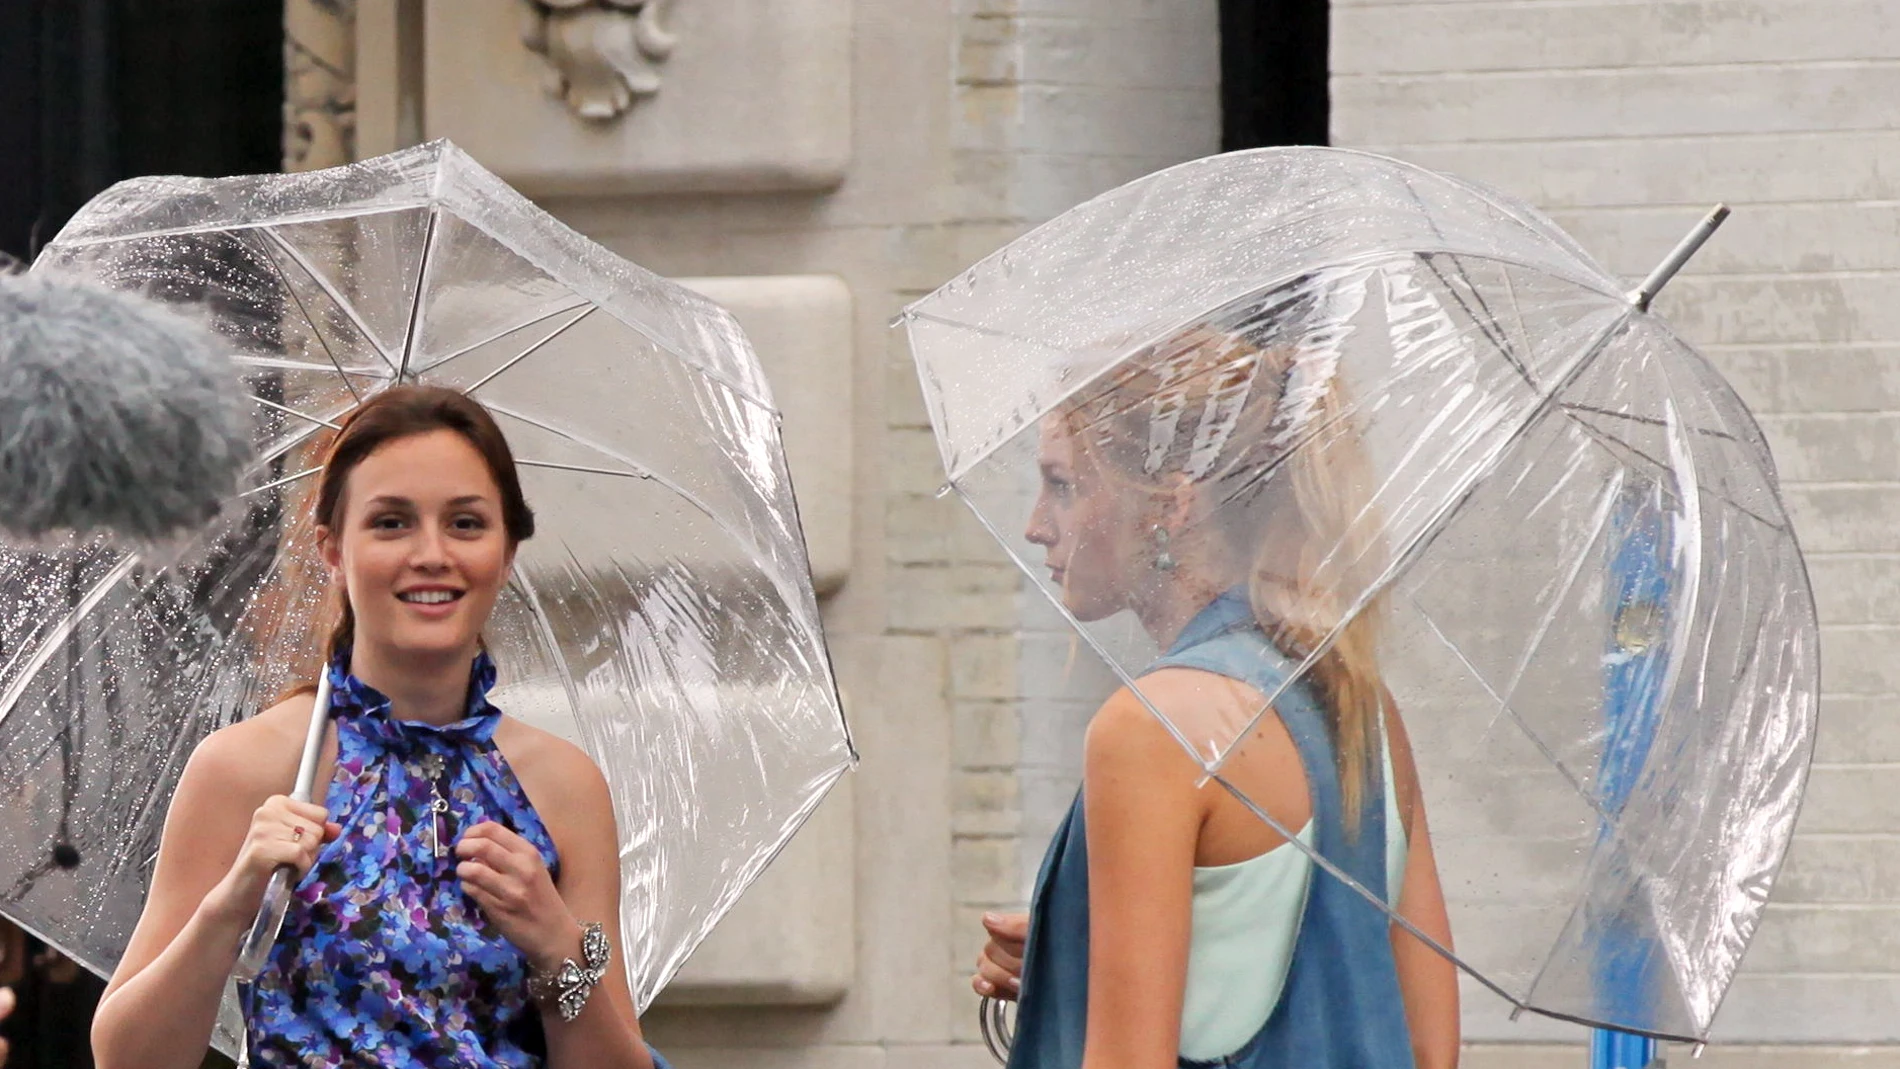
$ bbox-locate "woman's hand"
[203,795,338,927]
[973,911,1028,1001]
[455,821,576,970]
[0,984,15,1067]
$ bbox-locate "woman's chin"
[1057,590,1116,624]
[371,628,482,663]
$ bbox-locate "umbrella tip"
[52,842,80,869]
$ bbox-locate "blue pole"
[1592,1029,1659,1069]
[1593,482,1669,1069]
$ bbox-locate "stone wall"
[391,1,1220,1065]
[1334,0,1900,1061]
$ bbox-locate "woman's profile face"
[320,428,515,664]
[1024,419,1145,622]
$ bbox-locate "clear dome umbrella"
[0,140,855,1056]
[902,147,1816,1047]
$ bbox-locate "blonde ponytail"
[1246,366,1386,833]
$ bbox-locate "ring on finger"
[292,825,305,842]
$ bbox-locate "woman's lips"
[397,590,465,619]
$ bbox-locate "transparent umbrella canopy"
[902,147,1816,1044]
[0,140,854,1053]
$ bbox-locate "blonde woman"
[973,316,1460,1069]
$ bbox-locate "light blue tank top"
[1179,738,1408,1061]
[1006,589,1417,1069]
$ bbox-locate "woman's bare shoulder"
[491,717,611,819]
[183,696,309,801]
[1106,665,1276,756]
[1085,674,1225,768]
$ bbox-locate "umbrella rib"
[1478,474,1630,813]
[1562,401,1743,444]
[503,564,591,753]
[478,400,810,630]
[1421,254,1537,391]
[234,354,383,378]
[243,230,370,403]
[0,554,141,734]
[477,402,726,528]
[1405,593,1679,961]
[1413,246,1780,534]
[1562,408,1788,533]
[257,227,400,377]
[251,395,342,431]
[1498,269,1538,383]
[247,398,365,480]
[396,207,441,382]
[44,204,425,250]
[460,307,596,398]
[517,458,653,481]
[1404,228,1766,545]
[237,465,323,500]
[415,300,594,377]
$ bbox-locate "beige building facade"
[290,0,1900,1065]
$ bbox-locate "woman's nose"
[409,523,451,568]
[1024,499,1055,547]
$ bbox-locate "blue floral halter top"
[241,651,561,1067]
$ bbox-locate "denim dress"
[1006,592,1416,1068]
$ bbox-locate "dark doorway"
[0,0,284,263]
[0,11,280,1069]
[1221,0,1330,150]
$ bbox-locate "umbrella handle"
[232,870,293,981]
[978,995,1014,1064]
[231,673,334,982]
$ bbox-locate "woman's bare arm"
[500,729,654,1069]
[1384,700,1460,1069]
[92,717,330,1069]
[1078,686,1205,1069]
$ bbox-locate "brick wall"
[1334,0,1900,1053]
[948,0,1222,1051]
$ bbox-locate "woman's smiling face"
[319,429,515,664]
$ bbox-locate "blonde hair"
[1062,306,1388,828]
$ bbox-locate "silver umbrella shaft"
[1628,204,1730,312]
[232,672,333,981]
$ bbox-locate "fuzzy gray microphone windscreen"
[0,271,254,544]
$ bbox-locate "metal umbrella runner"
[0,141,855,1055]
[902,148,1817,1047]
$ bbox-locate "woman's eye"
[452,514,488,532]
[370,514,407,531]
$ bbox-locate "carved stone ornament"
[285,0,358,171]
[520,0,679,121]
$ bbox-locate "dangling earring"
[1152,525,1177,572]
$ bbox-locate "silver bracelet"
[528,921,610,1022]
